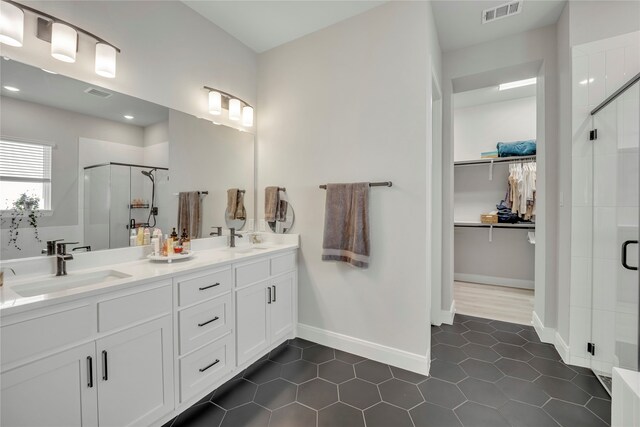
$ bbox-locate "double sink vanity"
[0,233,299,427]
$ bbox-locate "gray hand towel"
[236,190,246,220]
[177,191,202,238]
[321,183,370,268]
[265,186,279,222]
[227,189,238,219]
[277,189,288,222]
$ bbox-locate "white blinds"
[0,140,52,182]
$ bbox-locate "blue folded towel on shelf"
[496,140,536,157]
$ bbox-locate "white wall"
[442,25,559,333]
[453,96,536,161]
[0,1,256,131]
[257,1,441,371]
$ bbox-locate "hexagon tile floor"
[163,314,611,427]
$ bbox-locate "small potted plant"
[2,193,42,251]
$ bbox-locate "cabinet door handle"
[268,286,272,304]
[199,282,220,291]
[622,240,638,271]
[102,350,108,381]
[87,356,93,388]
[198,316,220,327]
[272,285,276,302]
[199,359,220,372]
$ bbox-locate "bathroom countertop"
[0,241,298,317]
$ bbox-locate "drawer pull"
[199,359,220,372]
[87,356,93,388]
[272,285,276,302]
[198,316,220,327]
[199,282,221,291]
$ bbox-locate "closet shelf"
[454,221,535,229]
[454,155,536,167]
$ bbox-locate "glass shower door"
[590,80,639,378]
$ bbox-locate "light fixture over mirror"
[0,0,24,47]
[204,86,254,127]
[0,0,120,78]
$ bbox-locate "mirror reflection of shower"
[141,168,158,228]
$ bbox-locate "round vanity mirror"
[268,204,295,234]
[225,208,246,230]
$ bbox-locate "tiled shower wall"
[570,31,640,373]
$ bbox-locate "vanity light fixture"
[0,0,120,77]
[498,77,537,91]
[0,0,24,47]
[229,98,241,121]
[203,86,254,127]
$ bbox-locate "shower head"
[141,169,155,181]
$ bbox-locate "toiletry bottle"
[181,229,190,252]
[137,227,144,246]
[151,236,159,256]
[170,227,178,241]
[143,228,151,245]
[130,229,137,247]
[162,234,169,256]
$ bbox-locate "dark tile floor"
[163,314,611,427]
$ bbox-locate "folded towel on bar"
[322,183,370,268]
[496,140,536,157]
[227,188,246,220]
[178,191,202,238]
[265,186,279,222]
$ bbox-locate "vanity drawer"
[179,333,234,403]
[179,292,232,355]
[1,304,94,367]
[98,282,172,332]
[235,259,269,288]
[271,252,297,276]
[177,267,232,307]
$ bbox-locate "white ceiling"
[431,0,566,52]
[0,59,168,127]
[182,1,386,53]
[454,82,536,109]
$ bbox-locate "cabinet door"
[1,342,98,427]
[96,315,174,427]
[270,272,295,343]
[236,280,270,365]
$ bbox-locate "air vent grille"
[84,87,112,98]
[482,1,522,24]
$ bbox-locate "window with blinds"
[0,139,52,210]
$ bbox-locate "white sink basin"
[12,270,132,297]
[225,245,272,255]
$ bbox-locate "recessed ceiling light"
[499,77,537,91]
[41,68,58,74]
[3,86,20,92]
[124,115,134,120]
[579,78,595,85]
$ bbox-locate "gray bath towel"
[321,183,370,268]
[178,191,202,238]
[265,186,279,222]
[227,188,246,220]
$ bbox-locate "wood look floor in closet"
[454,281,534,325]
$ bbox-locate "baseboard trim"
[455,273,534,290]
[297,323,430,375]
[532,311,555,343]
[554,331,570,363]
[440,300,456,325]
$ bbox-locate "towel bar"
[319,181,392,189]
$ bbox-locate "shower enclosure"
[588,73,639,387]
[83,163,170,250]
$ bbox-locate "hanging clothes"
[502,161,536,222]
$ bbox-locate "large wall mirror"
[0,59,254,260]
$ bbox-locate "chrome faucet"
[229,228,243,248]
[56,242,78,276]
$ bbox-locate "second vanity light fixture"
[204,86,254,127]
[0,0,120,78]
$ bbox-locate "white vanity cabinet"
[236,252,297,365]
[0,281,174,427]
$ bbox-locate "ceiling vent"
[482,1,522,24]
[84,87,112,98]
